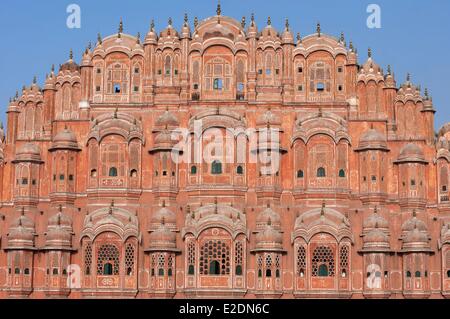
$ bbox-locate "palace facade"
[1,7,450,299]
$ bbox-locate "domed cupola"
[44,65,57,91]
[155,109,179,129]
[396,73,422,103]
[150,202,177,231]
[395,143,428,164]
[256,205,281,231]
[181,13,191,39]
[361,207,391,252]
[400,211,432,253]
[246,13,258,38]
[422,88,435,112]
[260,16,280,40]
[357,128,388,151]
[147,220,178,252]
[49,127,80,151]
[6,211,36,250]
[13,143,42,163]
[357,48,384,83]
[159,17,179,39]
[144,20,158,45]
[60,49,80,73]
[255,219,283,252]
[384,65,396,88]
[281,19,294,44]
[44,206,73,250]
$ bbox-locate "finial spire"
[69,48,73,61]
[340,32,345,43]
[150,19,155,31]
[406,73,411,82]
[136,32,140,44]
[33,76,37,84]
[184,13,188,26]
[168,17,172,26]
[194,16,198,30]
[241,16,246,29]
[216,0,222,16]
[368,47,372,58]
[251,13,255,26]
[297,32,301,42]
[267,16,271,26]
[349,41,354,51]
[97,33,102,44]
[387,64,391,75]
[424,88,429,98]
[118,18,123,37]
[285,18,289,30]
[317,22,321,37]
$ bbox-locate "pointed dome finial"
[69,48,73,61]
[21,207,25,216]
[33,76,37,84]
[368,47,372,58]
[51,64,55,73]
[168,17,173,26]
[387,64,391,75]
[241,16,246,29]
[59,204,63,213]
[118,18,123,37]
[267,16,271,26]
[216,0,222,16]
[136,32,141,44]
[97,33,102,45]
[406,73,411,82]
[297,32,301,42]
[194,16,199,30]
[251,13,255,26]
[184,13,188,25]
[317,22,321,37]
[340,32,345,43]
[349,41,354,51]
[150,19,155,31]
[424,88,429,99]
[285,18,289,30]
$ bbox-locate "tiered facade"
[0,8,450,298]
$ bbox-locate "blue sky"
[0,0,449,129]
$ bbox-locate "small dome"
[363,208,389,230]
[50,128,80,151]
[148,224,177,250]
[45,227,72,248]
[16,143,40,156]
[256,207,281,231]
[364,228,389,244]
[358,129,388,151]
[155,110,179,127]
[7,214,35,249]
[150,206,176,230]
[154,130,173,144]
[48,211,73,229]
[403,227,429,244]
[402,214,428,232]
[60,59,80,73]
[255,222,283,251]
[396,143,427,163]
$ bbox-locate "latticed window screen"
[200,240,230,275]
[257,255,263,277]
[204,57,232,91]
[84,243,92,275]
[101,143,126,177]
[158,254,165,276]
[312,246,335,277]
[97,244,120,275]
[151,254,156,276]
[107,63,128,94]
[187,241,196,275]
[339,245,349,275]
[125,244,135,276]
[235,242,243,275]
[296,246,306,276]
[168,255,174,276]
[309,62,331,93]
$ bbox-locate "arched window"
[84,242,92,275]
[318,264,329,277]
[165,56,172,76]
[24,268,30,275]
[109,167,118,177]
[317,167,326,177]
[209,260,221,275]
[236,165,244,175]
[191,166,197,175]
[406,271,412,278]
[130,169,138,178]
[200,240,230,275]
[97,244,120,276]
[312,246,335,277]
[125,244,135,276]
[415,271,421,278]
[339,169,346,178]
[296,246,306,277]
[236,265,243,276]
[188,265,195,275]
[447,270,450,278]
[211,161,223,175]
[297,170,304,178]
[103,263,113,275]
[14,268,20,274]
[235,242,243,276]
[266,269,272,277]
[187,241,195,275]
[90,169,97,178]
